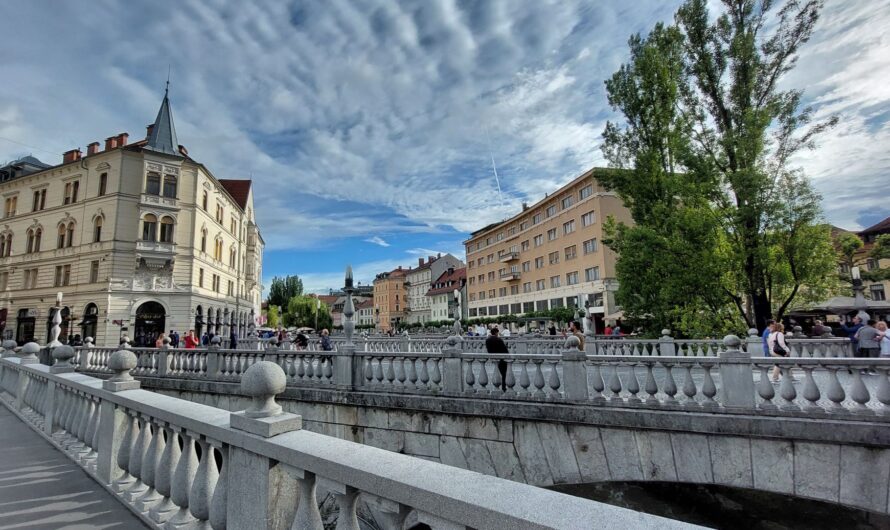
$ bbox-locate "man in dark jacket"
[486,327,510,391]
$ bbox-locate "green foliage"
[601,0,839,335]
[284,295,332,330]
[266,306,280,329]
[267,275,304,308]
[834,232,890,283]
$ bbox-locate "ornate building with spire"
[0,91,264,346]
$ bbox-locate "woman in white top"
[876,321,890,357]
[767,322,790,381]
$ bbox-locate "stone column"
[97,349,138,484]
[658,329,675,356]
[206,336,221,378]
[262,337,279,363]
[441,338,463,395]
[227,361,301,530]
[717,335,756,410]
[561,338,588,401]
[50,345,76,374]
[745,328,762,358]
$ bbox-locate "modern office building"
[0,90,263,346]
[463,168,631,332]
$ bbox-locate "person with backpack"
[768,322,790,382]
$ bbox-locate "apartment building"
[405,253,463,324]
[0,90,263,346]
[463,168,631,331]
[373,266,408,331]
[427,266,467,322]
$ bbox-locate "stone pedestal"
[718,335,756,410]
[561,349,589,401]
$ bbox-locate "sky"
[1,1,888,294]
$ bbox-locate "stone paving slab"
[0,406,147,530]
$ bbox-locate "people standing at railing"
[548,324,557,336]
[155,333,166,348]
[810,320,829,338]
[876,321,890,358]
[768,322,790,382]
[295,332,308,350]
[761,319,775,358]
[229,328,238,349]
[184,330,198,349]
[170,330,180,348]
[569,321,585,351]
[840,316,863,356]
[320,329,334,351]
[486,327,510,390]
[855,320,880,358]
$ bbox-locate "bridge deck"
[0,406,147,530]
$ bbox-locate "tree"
[601,0,838,335]
[836,232,890,284]
[267,275,304,308]
[266,306,280,329]
[285,295,332,330]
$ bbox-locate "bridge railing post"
[97,349,139,484]
[206,337,221,378]
[718,335,756,410]
[745,328,762,358]
[442,337,464,395]
[560,346,588,402]
[658,329,675,356]
[157,340,170,377]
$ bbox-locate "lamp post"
[48,291,63,347]
[315,298,320,332]
[851,266,870,322]
[344,265,355,345]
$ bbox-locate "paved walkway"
[0,406,146,530]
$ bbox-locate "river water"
[550,482,890,529]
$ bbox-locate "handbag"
[772,334,788,356]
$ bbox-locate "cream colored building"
[405,253,463,324]
[0,91,263,346]
[463,168,631,332]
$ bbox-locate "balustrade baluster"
[384,357,396,387]
[373,357,384,385]
[405,358,418,389]
[292,470,323,528]
[112,412,138,492]
[877,368,890,414]
[188,437,220,525]
[546,359,561,398]
[682,365,697,407]
[77,398,99,463]
[149,425,181,523]
[757,366,776,410]
[331,484,360,530]
[504,360,516,396]
[430,358,442,389]
[661,363,677,404]
[850,368,873,414]
[167,430,199,526]
[395,357,407,387]
[418,358,430,388]
[465,360,476,392]
[209,445,227,530]
[779,367,799,411]
[134,418,164,511]
[323,357,333,382]
[608,364,622,400]
[518,361,531,396]
[591,364,605,402]
[799,366,822,413]
[643,364,658,404]
[64,393,86,450]
[700,363,717,408]
[477,359,489,392]
[825,367,847,412]
[124,416,150,501]
[625,364,640,404]
[532,360,546,398]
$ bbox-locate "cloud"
[365,236,390,247]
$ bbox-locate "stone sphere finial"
[52,345,76,367]
[20,342,40,362]
[120,335,131,348]
[661,329,671,337]
[723,334,742,349]
[162,336,171,346]
[210,335,221,346]
[241,361,286,419]
[564,335,581,349]
[748,328,758,337]
[1,339,17,357]
[84,337,94,346]
[108,350,137,382]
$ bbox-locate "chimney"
[522,202,529,211]
[105,136,118,151]
[117,132,129,147]
[428,255,434,264]
[146,123,155,139]
[397,266,402,271]
[62,149,82,164]
[87,142,100,155]
[418,258,424,267]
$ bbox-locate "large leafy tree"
[837,232,890,284]
[267,275,304,308]
[600,0,838,334]
[285,295,333,330]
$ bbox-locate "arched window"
[57,224,66,249]
[142,214,157,241]
[93,216,103,243]
[200,229,207,253]
[66,222,75,247]
[214,238,223,261]
[0,233,11,257]
[163,175,177,198]
[146,172,161,195]
[160,216,175,243]
[202,190,208,211]
[26,228,41,253]
[229,246,236,268]
[33,228,41,252]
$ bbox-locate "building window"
[57,224,66,249]
[520,221,529,231]
[583,238,598,254]
[159,216,175,243]
[469,293,476,302]
[487,254,494,264]
[522,261,531,272]
[229,247,236,268]
[550,276,561,288]
[478,274,484,284]
[163,175,177,198]
[469,277,475,285]
[54,264,71,287]
[535,257,544,269]
[216,205,224,223]
[479,291,486,300]
[510,285,519,295]
[563,220,575,235]
[230,217,237,234]
[521,240,530,251]
[585,267,601,282]
[496,232,504,241]
[866,258,878,271]
[488,289,496,298]
[98,173,107,196]
[523,282,532,293]
[0,271,7,290]
[65,222,74,247]
[212,274,220,293]
[547,228,558,241]
[201,229,207,253]
[532,213,542,224]
[0,233,12,257]
[214,239,223,261]
[142,214,158,241]
[202,190,208,211]
[89,260,100,283]
[581,211,595,227]
[26,228,41,254]
[871,284,886,301]
[199,268,205,287]
[546,205,557,217]
[580,185,592,200]
[565,245,577,260]
[549,251,560,265]
[24,268,38,289]
[4,195,17,218]
[536,279,546,291]
[93,217,103,243]
[146,172,161,195]
[228,280,234,296]
[32,189,46,212]
[567,271,579,285]
[488,271,495,281]
[534,235,544,247]
[562,196,574,209]
[499,287,507,297]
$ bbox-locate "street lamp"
[315,297,320,332]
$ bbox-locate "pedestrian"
[611,324,622,337]
[855,320,880,358]
[876,321,890,358]
[201,332,209,346]
[320,329,333,351]
[761,319,775,358]
[768,322,790,381]
[604,323,613,336]
[170,330,180,348]
[841,316,864,356]
[155,333,166,348]
[296,332,308,350]
[485,327,510,391]
[184,330,198,349]
[230,328,238,349]
[548,323,557,336]
[569,321,585,351]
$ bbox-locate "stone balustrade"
[0,346,695,530]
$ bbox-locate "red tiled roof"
[356,299,375,309]
[427,267,466,296]
[219,179,252,209]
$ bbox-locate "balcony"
[500,271,521,281]
[141,193,178,209]
[136,241,176,253]
[499,252,519,262]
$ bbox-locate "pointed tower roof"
[145,87,180,156]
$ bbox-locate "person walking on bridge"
[486,327,510,391]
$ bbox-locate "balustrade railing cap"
[231,360,302,437]
[564,335,581,349]
[83,337,93,346]
[661,329,672,337]
[50,344,76,373]
[103,349,140,391]
[19,342,40,364]
[1,339,17,353]
[723,334,742,348]
[747,328,758,337]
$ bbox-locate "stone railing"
[0,345,696,530]
[69,336,888,420]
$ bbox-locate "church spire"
[145,86,180,156]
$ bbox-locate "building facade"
[356,298,375,327]
[463,168,631,331]
[372,266,408,332]
[857,217,889,303]
[0,91,263,346]
[427,266,467,322]
[405,253,463,324]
